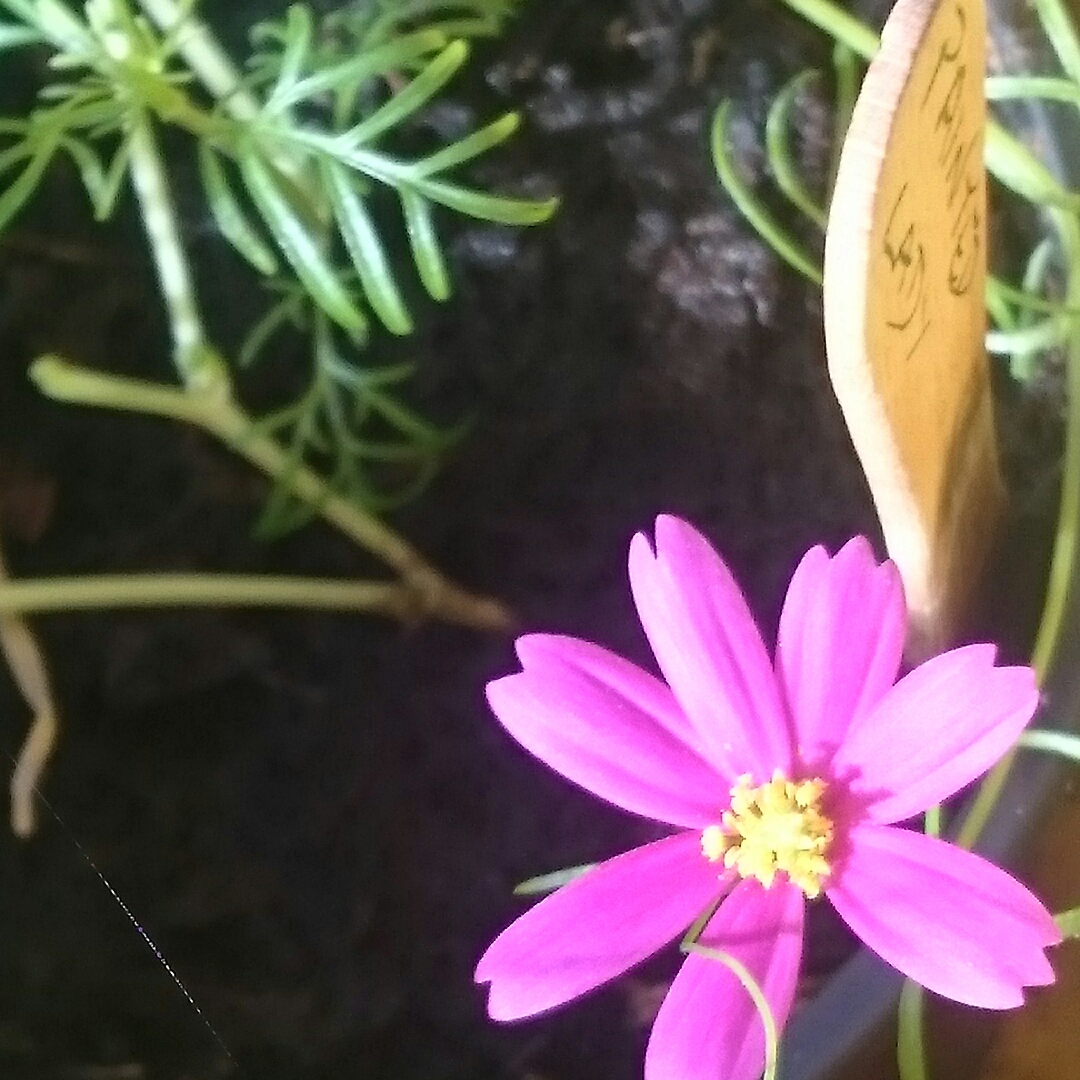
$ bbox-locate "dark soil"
[0,1,1063,1078]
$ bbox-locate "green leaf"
[1057,905,1080,938]
[238,145,368,341]
[198,142,279,275]
[412,111,519,177]
[264,5,314,114]
[0,139,59,236]
[322,158,413,335]
[711,99,823,286]
[273,28,447,110]
[400,187,450,300]
[765,70,827,230]
[62,136,131,220]
[239,289,306,368]
[341,40,471,148]
[413,176,558,225]
[0,0,36,24]
[0,21,41,49]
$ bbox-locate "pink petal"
[645,878,804,1080]
[827,824,1060,1008]
[776,538,905,771]
[830,645,1039,824]
[628,516,791,781]
[487,635,723,828]
[476,832,726,1020]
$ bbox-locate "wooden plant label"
[824,0,1002,656]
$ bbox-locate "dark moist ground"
[0,0,1064,1078]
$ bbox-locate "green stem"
[897,980,929,1080]
[0,572,407,616]
[126,114,228,393]
[958,207,1080,850]
[30,356,514,631]
[135,0,260,120]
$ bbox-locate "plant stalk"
[0,572,408,616]
[30,356,514,630]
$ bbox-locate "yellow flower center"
[701,769,834,899]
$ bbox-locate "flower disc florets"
[702,769,833,898]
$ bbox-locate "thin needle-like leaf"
[412,112,520,177]
[0,139,60,235]
[322,158,413,334]
[0,21,42,49]
[239,145,368,340]
[275,29,447,110]
[765,69,828,229]
[342,40,470,147]
[400,187,450,299]
[712,100,823,285]
[514,864,596,896]
[199,141,279,274]
[264,4,313,113]
[413,175,558,224]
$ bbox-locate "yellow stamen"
[701,769,833,899]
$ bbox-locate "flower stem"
[957,208,1080,851]
[30,356,514,631]
[0,572,408,616]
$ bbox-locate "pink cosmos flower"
[475,516,1060,1080]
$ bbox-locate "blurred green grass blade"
[342,40,470,147]
[1019,728,1080,761]
[986,122,1080,212]
[199,141,279,275]
[239,145,368,341]
[277,29,447,109]
[712,100,823,285]
[987,75,1080,105]
[414,176,558,224]
[1031,0,1080,97]
[986,316,1069,356]
[412,112,520,177]
[400,187,451,300]
[765,69,827,229]
[322,158,413,334]
[1011,238,1056,381]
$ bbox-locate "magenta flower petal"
[831,644,1039,824]
[476,832,725,1021]
[827,824,1060,1008]
[776,538,905,770]
[628,515,791,780]
[487,635,724,828]
[644,878,804,1080]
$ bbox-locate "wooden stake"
[824,0,1002,657]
